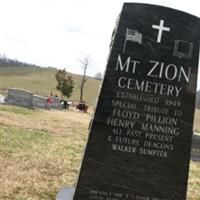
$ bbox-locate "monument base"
[56,186,75,200]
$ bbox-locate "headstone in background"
[196,90,200,108]
[32,94,47,109]
[5,88,33,107]
[191,133,200,161]
[4,88,62,110]
[73,3,200,200]
[0,95,5,104]
[51,96,61,109]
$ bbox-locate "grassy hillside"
[0,66,101,106]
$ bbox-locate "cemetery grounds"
[0,104,200,200]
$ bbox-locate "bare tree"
[79,56,90,102]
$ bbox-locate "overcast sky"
[0,0,199,88]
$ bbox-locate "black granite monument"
[73,3,200,200]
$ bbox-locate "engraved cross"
[152,19,170,43]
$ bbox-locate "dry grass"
[0,105,90,200]
[1,105,89,135]
[0,105,200,200]
[194,109,200,133]
[188,161,200,199]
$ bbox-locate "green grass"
[0,126,60,200]
[0,126,50,154]
[0,104,36,115]
[0,66,101,105]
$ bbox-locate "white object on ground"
[56,187,75,200]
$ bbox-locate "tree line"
[0,54,38,68]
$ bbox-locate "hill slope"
[0,66,102,106]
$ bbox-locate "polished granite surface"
[73,3,200,200]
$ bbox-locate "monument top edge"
[123,2,200,20]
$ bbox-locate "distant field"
[0,66,101,106]
[0,104,200,200]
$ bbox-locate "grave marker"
[191,134,200,161]
[32,94,47,109]
[73,3,200,200]
[5,88,33,107]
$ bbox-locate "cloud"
[64,25,83,34]
[5,37,28,44]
